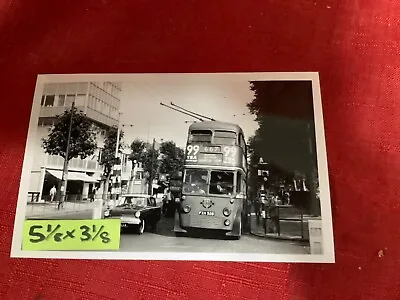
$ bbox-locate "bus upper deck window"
[189,130,212,143]
[213,131,237,145]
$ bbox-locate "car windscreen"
[124,197,146,206]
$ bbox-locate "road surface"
[28,211,310,254]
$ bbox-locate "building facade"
[30,81,131,202]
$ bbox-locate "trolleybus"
[174,121,248,239]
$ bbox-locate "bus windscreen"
[209,171,234,196]
[183,169,208,194]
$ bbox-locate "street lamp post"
[148,138,156,196]
[112,120,134,202]
[59,101,75,208]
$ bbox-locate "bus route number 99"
[223,146,236,157]
[223,146,236,164]
[186,145,200,161]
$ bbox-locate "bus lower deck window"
[183,169,208,194]
[210,171,234,195]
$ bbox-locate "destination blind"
[185,144,239,166]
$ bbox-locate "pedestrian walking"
[49,185,57,202]
[90,186,97,202]
[254,198,261,224]
[268,195,280,234]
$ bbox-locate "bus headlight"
[104,210,110,217]
[183,205,191,213]
[224,219,230,226]
[223,208,231,217]
[134,211,141,218]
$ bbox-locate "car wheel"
[137,220,145,235]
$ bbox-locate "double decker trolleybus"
[174,121,248,239]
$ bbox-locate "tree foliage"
[142,146,160,177]
[248,81,314,121]
[247,81,320,215]
[129,139,160,177]
[247,81,317,176]
[100,126,124,176]
[159,141,184,176]
[129,139,184,178]
[42,107,97,161]
[129,139,146,163]
[247,135,262,199]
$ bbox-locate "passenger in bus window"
[184,170,207,194]
[192,184,206,194]
[210,172,234,195]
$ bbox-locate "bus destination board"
[185,144,240,166]
[203,146,221,153]
[198,153,223,164]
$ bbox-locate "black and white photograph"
[11,73,334,262]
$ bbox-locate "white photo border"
[11,72,335,263]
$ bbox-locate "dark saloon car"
[104,194,161,234]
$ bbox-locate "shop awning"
[89,174,102,181]
[47,170,98,183]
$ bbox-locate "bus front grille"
[189,215,223,229]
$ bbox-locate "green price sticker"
[22,219,121,251]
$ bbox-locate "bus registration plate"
[199,211,215,216]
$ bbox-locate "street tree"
[247,135,262,201]
[42,107,97,161]
[129,139,146,163]
[159,141,185,176]
[129,139,160,179]
[247,80,320,215]
[99,126,124,199]
[42,106,97,200]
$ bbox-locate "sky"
[118,76,259,149]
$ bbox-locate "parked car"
[104,194,161,234]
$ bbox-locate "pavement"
[248,204,314,241]
[249,214,310,240]
[119,218,310,254]
[25,201,96,219]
